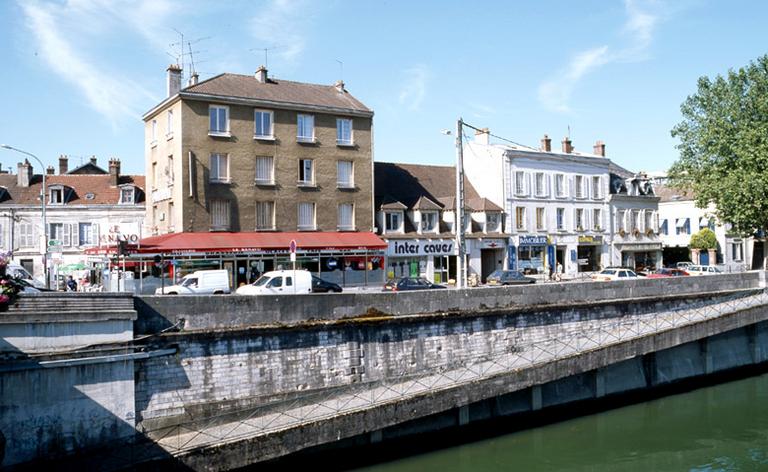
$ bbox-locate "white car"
[155,269,231,295]
[686,265,722,275]
[591,268,638,281]
[236,270,312,295]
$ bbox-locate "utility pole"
[455,118,466,289]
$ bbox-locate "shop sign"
[326,258,338,269]
[519,235,548,246]
[481,239,505,249]
[100,224,141,246]
[388,239,455,257]
[578,235,604,244]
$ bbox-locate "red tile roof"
[0,174,145,205]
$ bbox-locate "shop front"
[617,242,663,272]
[124,231,386,294]
[577,235,604,272]
[385,238,456,284]
[469,238,506,283]
[516,235,548,275]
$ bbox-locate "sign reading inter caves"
[390,240,454,256]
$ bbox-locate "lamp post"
[0,145,49,289]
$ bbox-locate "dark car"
[311,275,342,293]
[485,270,536,286]
[383,277,447,292]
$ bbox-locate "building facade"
[375,162,505,284]
[0,157,145,286]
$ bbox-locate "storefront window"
[577,246,600,272]
[434,256,449,284]
[518,246,544,273]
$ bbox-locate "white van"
[155,269,231,295]
[8,264,46,289]
[236,269,312,295]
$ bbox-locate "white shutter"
[526,173,532,196]
[71,223,79,247]
[63,224,71,247]
[93,223,100,246]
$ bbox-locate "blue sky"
[1,0,767,176]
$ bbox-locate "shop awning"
[134,231,387,255]
[699,217,710,228]
[676,218,688,228]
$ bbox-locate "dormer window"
[385,211,403,233]
[486,213,501,233]
[420,211,438,233]
[120,186,135,204]
[49,186,66,204]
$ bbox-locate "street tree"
[669,55,768,236]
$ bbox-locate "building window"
[338,203,354,230]
[298,159,314,186]
[210,153,229,183]
[78,223,95,246]
[486,213,500,232]
[167,155,174,185]
[731,241,744,261]
[151,119,157,144]
[337,160,354,188]
[49,187,64,204]
[298,202,316,230]
[152,162,158,189]
[536,207,545,231]
[210,199,230,231]
[19,223,35,247]
[575,208,585,231]
[592,176,601,199]
[255,201,275,230]
[209,105,229,136]
[593,209,602,230]
[660,219,668,235]
[618,210,627,232]
[555,174,565,198]
[515,207,526,231]
[49,223,71,246]
[385,212,402,232]
[645,211,654,232]
[255,156,274,185]
[422,212,438,232]
[676,218,690,235]
[556,208,565,231]
[120,187,135,204]
[575,175,584,198]
[166,110,174,139]
[297,114,315,142]
[168,202,174,229]
[254,109,274,139]
[633,210,642,232]
[534,173,545,197]
[515,171,526,196]
[337,118,353,146]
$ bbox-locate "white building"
[464,131,660,275]
[656,184,760,271]
[0,156,146,286]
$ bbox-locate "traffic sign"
[48,239,62,246]
[289,239,297,253]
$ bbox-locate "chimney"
[109,158,121,187]
[90,156,98,166]
[593,140,606,157]
[17,160,32,187]
[167,64,182,97]
[255,65,268,84]
[562,137,573,154]
[58,154,68,174]
[188,72,199,87]
[334,80,345,93]
[46,165,55,175]
[541,134,552,152]
[474,127,490,146]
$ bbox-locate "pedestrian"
[555,262,563,282]
[66,275,78,292]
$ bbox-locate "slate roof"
[0,174,145,206]
[182,73,372,115]
[655,184,695,203]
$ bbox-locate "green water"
[353,374,768,472]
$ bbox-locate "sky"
[1,0,767,177]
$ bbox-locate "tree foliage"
[669,55,768,236]
[689,228,718,250]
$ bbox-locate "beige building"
[142,65,374,236]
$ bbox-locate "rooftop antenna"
[336,59,344,82]
[169,28,210,82]
[249,46,281,70]
[567,125,571,139]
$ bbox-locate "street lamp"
[454,119,467,288]
[0,144,49,289]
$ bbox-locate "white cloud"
[398,65,428,112]
[249,0,308,67]
[538,0,662,113]
[19,0,171,125]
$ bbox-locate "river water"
[351,373,768,472]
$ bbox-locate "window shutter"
[525,173,532,196]
[93,224,100,246]
[71,223,79,247]
[62,224,71,246]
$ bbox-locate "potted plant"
[646,228,655,236]
[618,229,626,237]
[0,251,24,311]
[632,228,641,237]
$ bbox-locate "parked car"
[383,277,446,292]
[236,270,312,295]
[311,275,342,293]
[646,268,689,278]
[591,267,638,281]
[8,263,46,289]
[686,265,722,276]
[486,270,536,286]
[676,261,694,270]
[155,269,231,295]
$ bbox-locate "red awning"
[134,232,387,254]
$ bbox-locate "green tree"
[669,55,768,236]
[689,228,717,250]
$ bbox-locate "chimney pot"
[167,64,182,97]
[474,127,490,145]
[334,80,345,93]
[593,140,606,157]
[188,72,199,86]
[255,65,268,84]
[46,165,55,175]
[90,156,97,166]
[109,158,121,187]
[562,137,573,154]
[17,159,32,187]
[541,134,552,152]
[58,154,69,174]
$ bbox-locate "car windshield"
[488,270,503,279]
[600,270,616,275]
[181,277,197,287]
[252,275,271,287]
